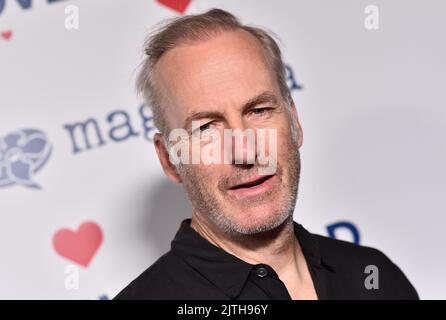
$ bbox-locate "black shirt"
[114,218,419,300]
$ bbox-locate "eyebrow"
[182,91,279,130]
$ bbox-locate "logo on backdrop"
[0,128,52,189]
[0,29,12,41]
[0,0,191,42]
[0,0,67,16]
[157,0,191,14]
[0,0,69,41]
[52,221,103,268]
[327,221,360,245]
[0,0,190,40]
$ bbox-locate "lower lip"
[227,175,278,199]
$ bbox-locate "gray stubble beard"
[176,128,301,238]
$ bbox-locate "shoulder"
[113,250,227,300]
[313,234,419,299]
[315,233,391,265]
[113,251,185,300]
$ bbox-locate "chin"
[230,207,289,234]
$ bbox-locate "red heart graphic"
[157,0,191,14]
[1,30,13,41]
[53,221,103,267]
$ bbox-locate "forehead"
[154,29,279,127]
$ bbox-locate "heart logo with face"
[157,0,191,14]
[0,129,52,189]
[53,221,103,267]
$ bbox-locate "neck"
[190,213,300,275]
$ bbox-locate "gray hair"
[136,8,292,136]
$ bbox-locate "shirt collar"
[170,218,333,299]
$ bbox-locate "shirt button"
[256,267,268,278]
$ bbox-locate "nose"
[224,119,257,166]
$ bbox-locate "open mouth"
[229,174,275,190]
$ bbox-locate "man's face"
[154,29,303,236]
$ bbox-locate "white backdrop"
[1,0,445,299]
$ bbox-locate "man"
[115,9,418,300]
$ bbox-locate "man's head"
[137,9,303,237]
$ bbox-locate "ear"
[153,132,182,184]
[289,100,303,148]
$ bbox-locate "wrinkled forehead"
[153,29,280,129]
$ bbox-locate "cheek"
[275,127,293,159]
[275,132,300,184]
[190,165,223,189]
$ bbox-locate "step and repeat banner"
[1,0,445,299]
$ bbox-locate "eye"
[253,108,267,115]
[251,107,272,117]
[199,122,212,132]
[191,121,214,136]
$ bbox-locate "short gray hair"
[136,8,291,136]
